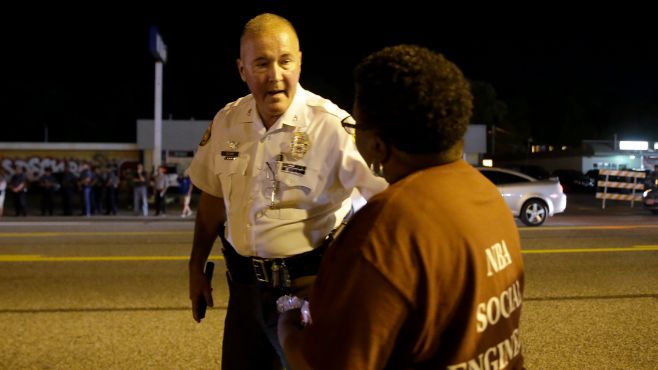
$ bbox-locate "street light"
[149,26,167,169]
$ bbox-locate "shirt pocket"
[264,165,322,220]
[214,155,248,205]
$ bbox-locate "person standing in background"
[92,165,105,215]
[178,172,193,218]
[104,166,119,215]
[9,166,28,216]
[0,168,7,217]
[132,163,149,216]
[78,163,93,217]
[60,163,78,216]
[153,165,169,216]
[38,167,58,216]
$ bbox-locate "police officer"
[38,167,58,216]
[9,166,28,216]
[187,13,387,370]
[60,163,78,216]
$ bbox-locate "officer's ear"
[237,58,247,82]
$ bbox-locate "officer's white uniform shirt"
[188,85,387,258]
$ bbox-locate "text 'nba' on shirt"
[479,240,522,331]
[448,239,523,370]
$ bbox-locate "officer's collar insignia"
[289,131,310,161]
[199,122,212,146]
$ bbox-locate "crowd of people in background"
[0,161,195,218]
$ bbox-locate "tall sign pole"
[149,27,167,169]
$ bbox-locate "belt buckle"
[252,258,269,283]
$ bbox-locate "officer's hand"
[189,267,214,323]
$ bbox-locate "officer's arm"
[189,191,226,322]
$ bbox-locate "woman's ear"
[372,135,391,165]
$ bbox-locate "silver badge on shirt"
[289,131,310,161]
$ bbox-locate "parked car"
[551,169,595,193]
[643,188,658,215]
[478,167,567,226]
[584,169,600,187]
[503,164,550,180]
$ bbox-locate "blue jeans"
[83,186,92,216]
[133,186,148,216]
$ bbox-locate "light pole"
[149,27,167,169]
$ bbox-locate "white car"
[478,167,567,226]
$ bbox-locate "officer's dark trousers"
[219,226,324,370]
[222,273,287,370]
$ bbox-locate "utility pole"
[491,124,496,155]
[613,133,618,151]
[149,27,167,169]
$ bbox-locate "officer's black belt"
[221,242,327,288]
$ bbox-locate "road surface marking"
[0,231,192,238]
[519,225,658,231]
[522,245,658,254]
[1,246,657,261]
[0,255,224,262]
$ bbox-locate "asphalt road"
[0,194,656,369]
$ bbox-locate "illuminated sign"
[149,26,168,63]
[619,141,648,151]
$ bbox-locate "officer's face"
[238,26,302,128]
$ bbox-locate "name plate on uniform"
[221,151,239,160]
[281,163,306,175]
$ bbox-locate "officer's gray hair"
[241,13,298,44]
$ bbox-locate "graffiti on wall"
[1,156,131,182]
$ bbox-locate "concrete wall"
[137,119,209,151]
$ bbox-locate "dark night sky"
[2,3,657,146]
